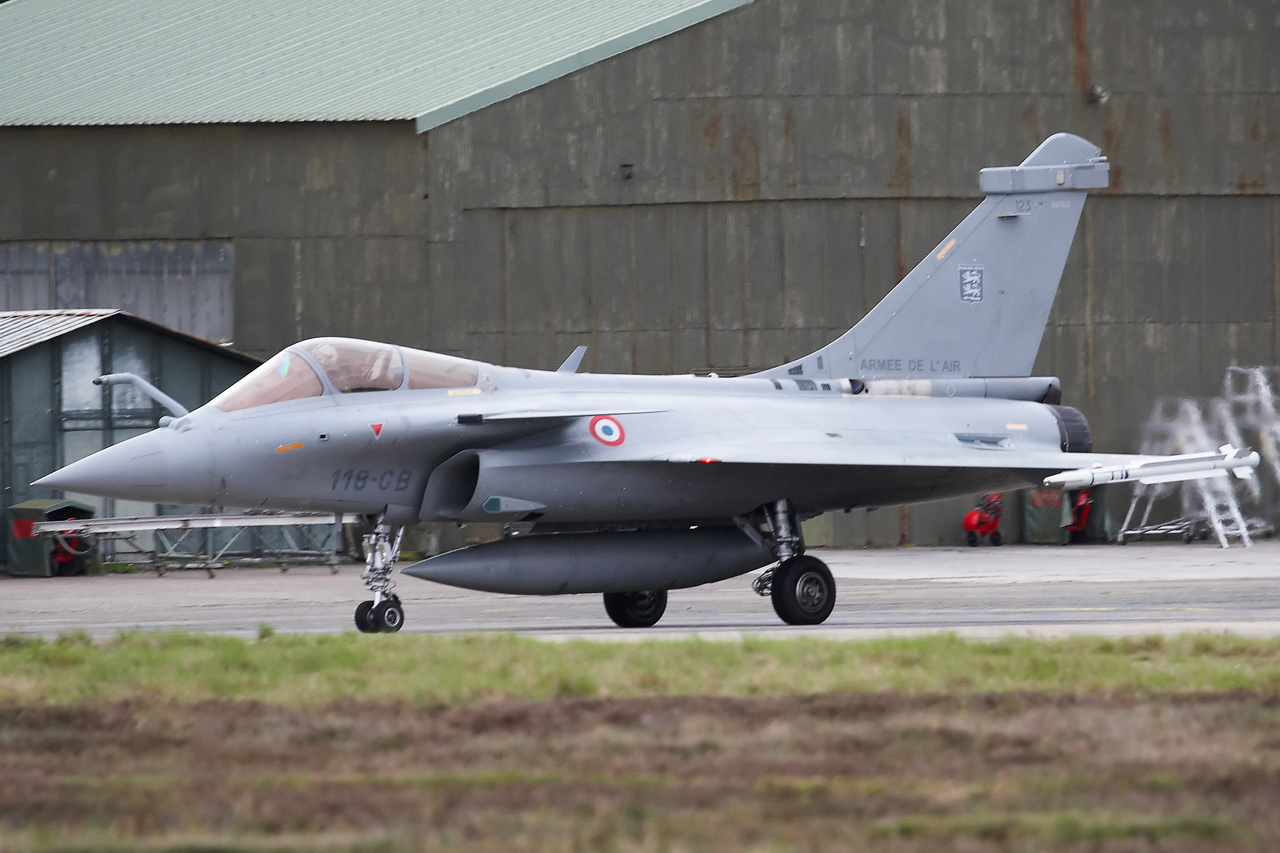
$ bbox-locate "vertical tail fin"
[759,133,1109,381]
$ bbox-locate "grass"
[0,814,1245,853]
[867,812,1238,843]
[2,636,1278,851]
[3,833,406,853]
[2,630,1279,705]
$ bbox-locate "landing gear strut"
[355,522,404,633]
[741,499,837,626]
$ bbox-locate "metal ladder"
[1118,398,1254,548]
[1224,366,1280,491]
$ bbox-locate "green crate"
[6,499,99,577]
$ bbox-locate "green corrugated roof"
[0,0,751,132]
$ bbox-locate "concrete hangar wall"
[2,0,1278,547]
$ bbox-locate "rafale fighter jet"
[37,134,1258,632]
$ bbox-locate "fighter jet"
[36,133,1258,632]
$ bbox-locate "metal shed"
[0,309,258,565]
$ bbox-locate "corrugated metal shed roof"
[0,310,113,360]
[0,0,751,132]
[0,310,259,362]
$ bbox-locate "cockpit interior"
[211,338,479,412]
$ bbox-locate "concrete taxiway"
[4,541,1280,639]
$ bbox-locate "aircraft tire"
[374,599,405,633]
[603,590,667,628]
[771,556,835,625]
[355,600,376,633]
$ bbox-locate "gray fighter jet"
[36,134,1258,632]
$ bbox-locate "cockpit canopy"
[299,338,403,393]
[211,337,479,412]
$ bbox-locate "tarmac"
[4,540,1280,640]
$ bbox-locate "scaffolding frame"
[33,511,355,574]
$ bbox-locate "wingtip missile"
[1043,446,1260,490]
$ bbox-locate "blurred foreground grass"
[4,632,1279,852]
[3,630,1279,704]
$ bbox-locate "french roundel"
[590,415,626,446]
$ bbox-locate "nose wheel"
[355,521,405,633]
[355,595,404,633]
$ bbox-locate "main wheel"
[373,598,405,633]
[355,600,376,633]
[603,590,667,628]
[966,530,979,547]
[989,530,1003,547]
[771,555,836,625]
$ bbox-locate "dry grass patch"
[0,692,1278,850]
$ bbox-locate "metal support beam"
[33,511,353,535]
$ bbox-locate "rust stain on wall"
[886,105,912,195]
[1019,104,1037,140]
[693,104,722,151]
[730,120,761,200]
[1237,98,1268,193]
[1102,120,1123,192]
[1071,0,1092,94]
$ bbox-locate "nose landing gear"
[355,522,405,633]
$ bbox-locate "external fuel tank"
[402,527,772,594]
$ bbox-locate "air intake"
[1048,405,1092,453]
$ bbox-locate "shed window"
[404,348,478,389]
[60,330,103,414]
[211,351,323,412]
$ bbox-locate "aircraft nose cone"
[35,426,215,504]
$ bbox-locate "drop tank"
[402,527,772,595]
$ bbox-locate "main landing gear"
[603,589,668,628]
[355,522,405,633]
[768,555,836,625]
[741,499,837,625]
[598,498,822,629]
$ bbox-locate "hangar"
[1,0,1277,546]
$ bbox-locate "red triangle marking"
[370,423,383,437]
